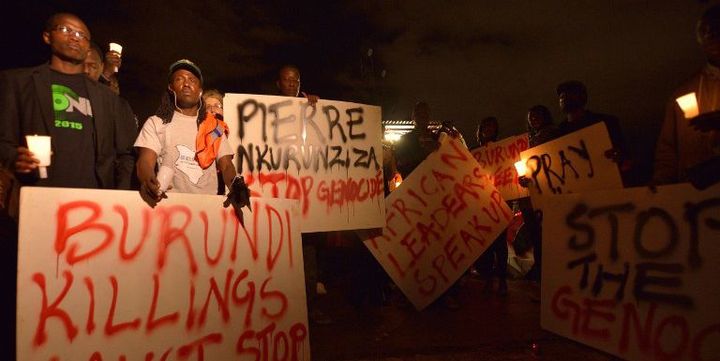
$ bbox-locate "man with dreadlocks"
[134,60,247,216]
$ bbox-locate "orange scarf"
[195,113,229,169]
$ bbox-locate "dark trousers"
[302,233,323,305]
[522,209,542,281]
[477,229,508,281]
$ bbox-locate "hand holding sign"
[139,175,165,208]
[301,91,319,107]
[223,175,252,224]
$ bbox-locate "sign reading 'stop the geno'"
[225,94,385,232]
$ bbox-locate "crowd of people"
[388,4,720,310]
[1,6,720,359]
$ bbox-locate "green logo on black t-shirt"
[52,84,92,130]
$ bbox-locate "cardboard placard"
[541,183,720,360]
[364,137,511,310]
[225,94,385,232]
[519,122,623,208]
[470,133,529,201]
[17,187,309,361]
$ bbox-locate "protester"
[556,80,632,183]
[519,105,560,285]
[0,13,136,190]
[273,65,333,324]
[201,89,227,194]
[276,64,319,106]
[394,101,439,179]
[84,42,140,185]
[0,12,137,359]
[83,42,105,82]
[437,120,468,147]
[134,59,247,219]
[473,116,509,296]
[527,105,561,147]
[476,116,499,147]
[653,4,720,185]
[394,101,463,309]
[99,45,121,95]
[203,88,224,117]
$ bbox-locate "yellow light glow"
[676,92,699,119]
[514,160,527,176]
[390,172,403,191]
[384,132,403,143]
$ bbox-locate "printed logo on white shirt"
[175,145,203,184]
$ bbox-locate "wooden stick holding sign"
[541,183,720,361]
[17,187,309,361]
[224,93,385,232]
[363,137,512,310]
[518,122,623,209]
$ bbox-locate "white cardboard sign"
[519,122,623,208]
[541,183,720,360]
[225,94,385,232]
[17,187,309,361]
[470,133,530,201]
[364,137,512,310]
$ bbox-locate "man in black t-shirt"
[0,12,136,190]
[46,72,99,188]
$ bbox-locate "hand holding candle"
[515,159,533,188]
[108,43,123,73]
[25,135,51,178]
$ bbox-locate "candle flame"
[514,160,527,176]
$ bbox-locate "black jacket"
[0,64,136,189]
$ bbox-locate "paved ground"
[309,273,619,361]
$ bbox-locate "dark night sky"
[1,0,716,182]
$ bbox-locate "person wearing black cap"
[134,59,241,208]
[556,80,631,183]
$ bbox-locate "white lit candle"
[25,135,51,178]
[109,43,123,72]
[514,160,527,176]
[676,92,699,119]
[156,165,174,195]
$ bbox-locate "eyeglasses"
[53,25,90,41]
[207,104,223,110]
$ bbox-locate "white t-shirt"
[135,111,233,194]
